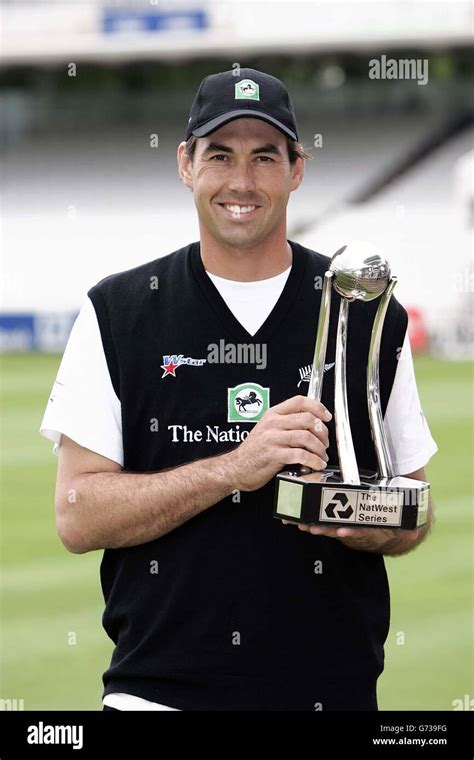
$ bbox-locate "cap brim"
[191,110,298,141]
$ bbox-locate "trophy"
[273,242,430,530]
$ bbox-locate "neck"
[198,224,292,282]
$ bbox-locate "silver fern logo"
[297,363,335,388]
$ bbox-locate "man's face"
[178,118,304,250]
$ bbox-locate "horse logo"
[235,79,260,101]
[235,390,262,413]
[228,382,269,422]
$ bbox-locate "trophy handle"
[307,270,334,400]
[334,298,361,485]
[299,270,334,475]
[367,276,398,478]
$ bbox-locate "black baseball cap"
[185,68,299,142]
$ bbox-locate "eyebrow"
[201,142,282,156]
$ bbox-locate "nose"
[226,160,257,195]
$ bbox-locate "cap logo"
[235,79,260,101]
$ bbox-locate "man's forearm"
[62,450,240,553]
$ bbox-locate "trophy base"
[273,466,429,530]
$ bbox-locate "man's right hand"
[228,395,332,492]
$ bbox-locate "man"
[40,68,437,711]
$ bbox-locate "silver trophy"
[273,242,430,530]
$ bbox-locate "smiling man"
[180,118,300,273]
[40,68,438,711]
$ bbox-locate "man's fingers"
[274,411,329,448]
[308,525,340,537]
[283,447,328,471]
[272,395,332,422]
[281,522,414,551]
[274,429,328,461]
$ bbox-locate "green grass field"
[1,354,472,710]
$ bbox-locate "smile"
[217,203,261,219]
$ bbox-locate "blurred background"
[1,0,473,711]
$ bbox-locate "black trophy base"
[273,466,429,530]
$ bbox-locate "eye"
[210,154,229,161]
[256,155,274,163]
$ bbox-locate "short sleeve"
[39,296,123,466]
[383,332,438,474]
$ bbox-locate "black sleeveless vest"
[88,240,408,710]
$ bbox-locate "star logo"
[161,357,180,378]
[160,354,207,379]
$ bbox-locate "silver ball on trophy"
[330,241,391,302]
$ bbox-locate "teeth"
[225,204,256,214]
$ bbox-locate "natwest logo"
[161,354,206,379]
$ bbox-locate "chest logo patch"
[228,382,269,422]
[161,354,206,379]
[297,362,335,388]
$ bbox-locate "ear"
[289,155,305,193]
[177,142,194,190]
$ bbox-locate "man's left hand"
[281,519,419,553]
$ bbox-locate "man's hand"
[280,467,432,556]
[281,520,419,553]
[228,395,331,492]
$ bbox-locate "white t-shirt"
[40,264,438,711]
